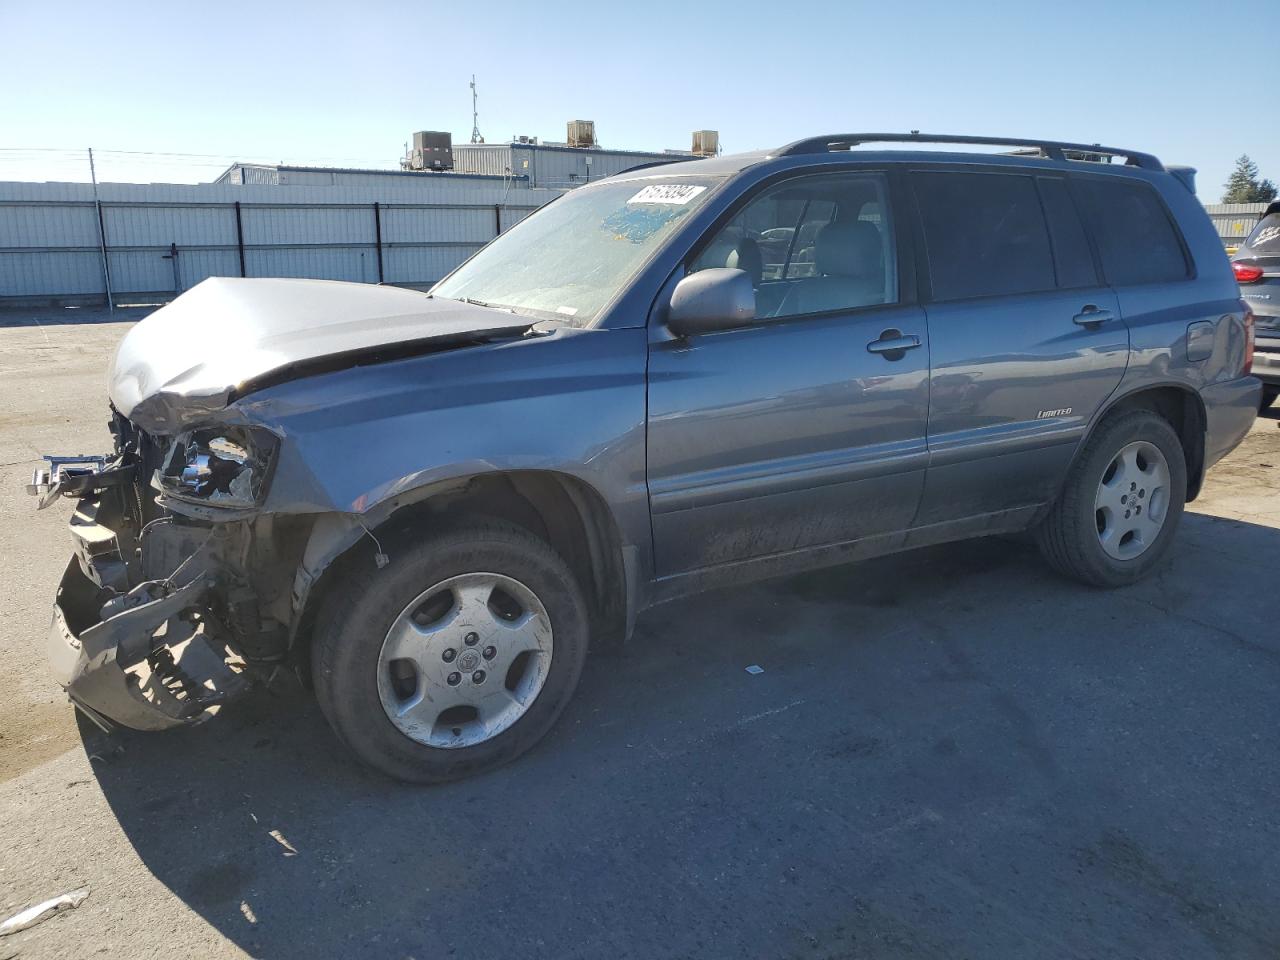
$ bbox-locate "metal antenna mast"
[470,75,484,144]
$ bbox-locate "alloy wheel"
[1094,440,1171,561]
[376,572,553,748]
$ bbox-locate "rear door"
[646,169,930,576]
[910,168,1128,525]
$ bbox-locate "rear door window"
[1036,177,1098,289]
[912,171,1056,301]
[1072,178,1189,285]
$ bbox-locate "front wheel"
[1036,410,1187,587]
[312,520,589,783]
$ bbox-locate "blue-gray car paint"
[194,148,1258,631]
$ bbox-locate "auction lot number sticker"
[627,184,708,205]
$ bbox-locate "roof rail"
[773,133,1164,171]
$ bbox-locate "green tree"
[1222,154,1277,203]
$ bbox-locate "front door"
[909,169,1130,525]
[646,170,930,577]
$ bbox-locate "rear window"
[1245,213,1280,253]
[913,171,1056,301]
[1072,178,1189,286]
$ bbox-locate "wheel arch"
[291,469,636,669]
[1075,384,1207,502]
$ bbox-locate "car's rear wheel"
[1261,386,1278,411]
[1036,409,1187,587]
[312,520,589,783]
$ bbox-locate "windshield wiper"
[459,296,514,311]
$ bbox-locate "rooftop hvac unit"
[567,120,596,148]
[692,130,719,157]
[409,131,454,171]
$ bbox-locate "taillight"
[1243,309,1255,376]
[1233,261,1264,284]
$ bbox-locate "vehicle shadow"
[83,515,1280,959]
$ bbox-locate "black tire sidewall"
[313,524,589,783]
[1063,412,1187,586]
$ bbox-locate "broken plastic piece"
[0,888,90,936]
[745,664,764,675]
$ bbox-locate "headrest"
[815,221,883,278]
[726,238,763,286]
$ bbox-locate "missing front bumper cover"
[50,558,245,730]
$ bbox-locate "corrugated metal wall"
[0,179,560,304]
[1203,202,1268,246]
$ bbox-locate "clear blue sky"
[1,0,1274,202]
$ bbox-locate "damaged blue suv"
[32,133,1260,782]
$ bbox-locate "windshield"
[432,175,724,325]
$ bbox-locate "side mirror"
[667,268,756,336]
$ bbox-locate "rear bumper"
[49,494,244,731]
[1253,344,1280,387]
[1201,376,1263,471]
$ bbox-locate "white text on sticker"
[627,184,707,206]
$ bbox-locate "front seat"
[725,237,764,288]
[789,221,885,315]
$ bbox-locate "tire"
[1036,410,1187,588]
[1261,387,1279,412]
[312,519,589,783]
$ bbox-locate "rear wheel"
[1036,410,1186,587]
[1261,386,1278,411]
[312,520,589,783]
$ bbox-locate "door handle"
[867,329,922,359]
[1073,306,1114,327]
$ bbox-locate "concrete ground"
[1,305,1278,959]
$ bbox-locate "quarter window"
[1072,178,1189,285]
[913,171,1056,301]
[690,173,896,319]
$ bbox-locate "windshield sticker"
[627,184,707,206]
[555,305,579,316]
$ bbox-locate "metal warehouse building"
[3,125,712,306]
[452,141,694,188]
[214,165,519,189]
[217,143,695,191]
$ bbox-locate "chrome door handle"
[1073,306,1114,327]
[867,330,922,357]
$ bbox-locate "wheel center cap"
[457,649,482,672]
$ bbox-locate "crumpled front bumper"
[49,495,244,731]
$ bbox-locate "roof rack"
[773,133,1164,171]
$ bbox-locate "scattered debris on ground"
[0,889,89,937]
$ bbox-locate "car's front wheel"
[1036,409,1187,587]
[312,520,589,783]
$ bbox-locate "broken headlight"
[157,426,278,508]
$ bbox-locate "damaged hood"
[110,277,533,433]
